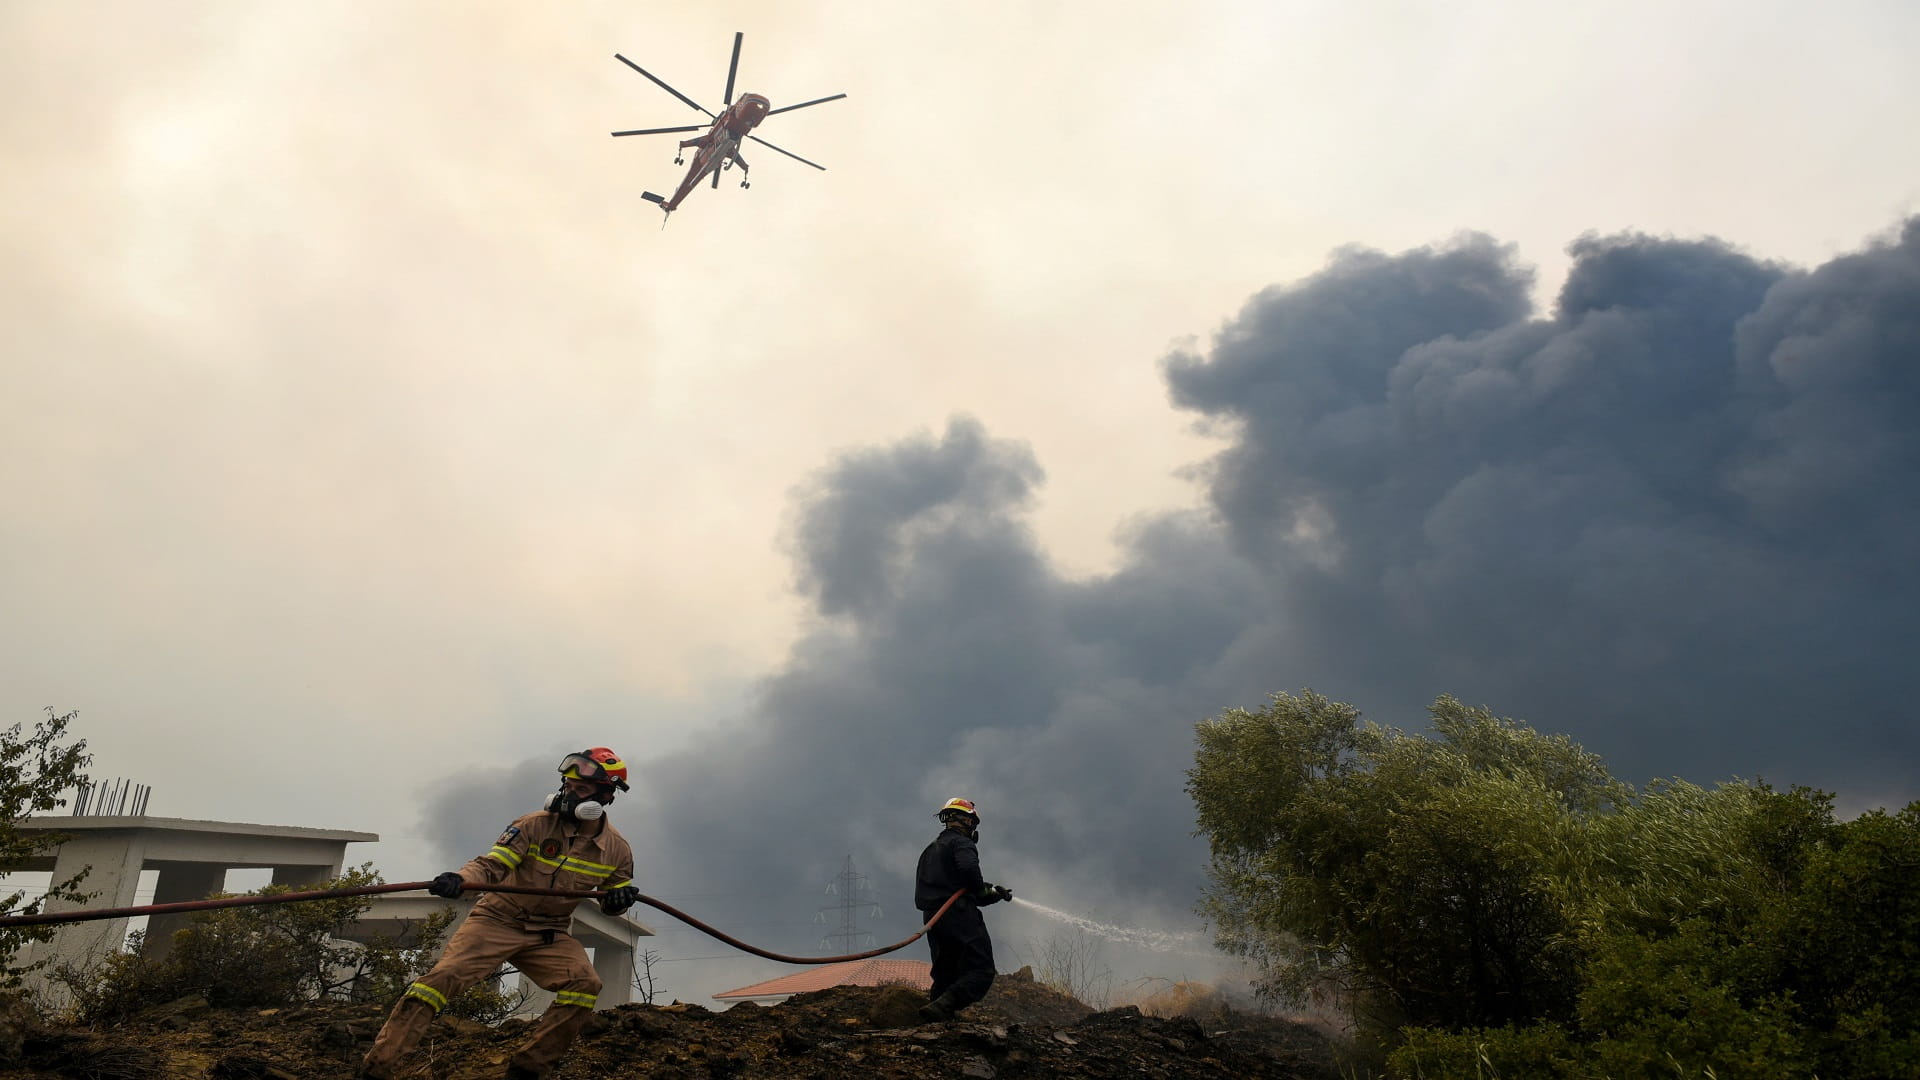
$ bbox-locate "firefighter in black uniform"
[915,797,1012,1021]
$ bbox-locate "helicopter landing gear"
[723,158,733,171]
[673,154,683,165]
[741,180,751,189]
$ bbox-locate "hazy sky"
[6,1,1918,1002]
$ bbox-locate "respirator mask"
[544,786,609,821]
[545,751,623,821]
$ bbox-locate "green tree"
[1188,691,1621,1037]
[1764,802,1920,1077]
[1,708,93,991]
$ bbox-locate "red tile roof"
[713,958,932,1000]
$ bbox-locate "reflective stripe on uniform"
[526,851,617,880]
[486,845,523,868]
[562,856,616,879]
[608,878,634,889]
[554,990,597,1009]
[405,982,449,1013]
[562,853,618,875]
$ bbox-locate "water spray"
[1010,896,1214,956]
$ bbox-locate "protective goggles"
[559,753,615,784]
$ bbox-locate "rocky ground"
[1,969,1348,1079]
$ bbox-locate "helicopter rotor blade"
[613,54,714,118]
[747,135,826,171]
[766,93,847,117]
[610,124,706,137]
[722,32,742,106]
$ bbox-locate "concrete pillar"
[143,863,230,959]
[24,832,147,1001]
[593,944,634,1008]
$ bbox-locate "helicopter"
[610,33,845,219]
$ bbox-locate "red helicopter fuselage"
[660,94,771,211]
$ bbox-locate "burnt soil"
[1,969,1346,1079]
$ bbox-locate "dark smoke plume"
[423,220,1920,999]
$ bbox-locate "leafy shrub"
[1,708,93,991]
[1393,1022,1581,1079]
[52,865,522,1023]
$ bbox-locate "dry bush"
[1021,931,1113,1009]
[1127,977,1227,1020]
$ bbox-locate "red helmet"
[560,747,630,792]
[937,797,979,823]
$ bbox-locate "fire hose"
[0,881,967,965]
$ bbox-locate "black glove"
[993,885,1014,904]
[428,872,465,899]
[976,882,1005,906]
[599,885,641,916]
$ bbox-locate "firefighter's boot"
[918,993,959,1022]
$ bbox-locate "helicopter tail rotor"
[640,191,672,229]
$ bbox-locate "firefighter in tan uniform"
[360,747,642,1080]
